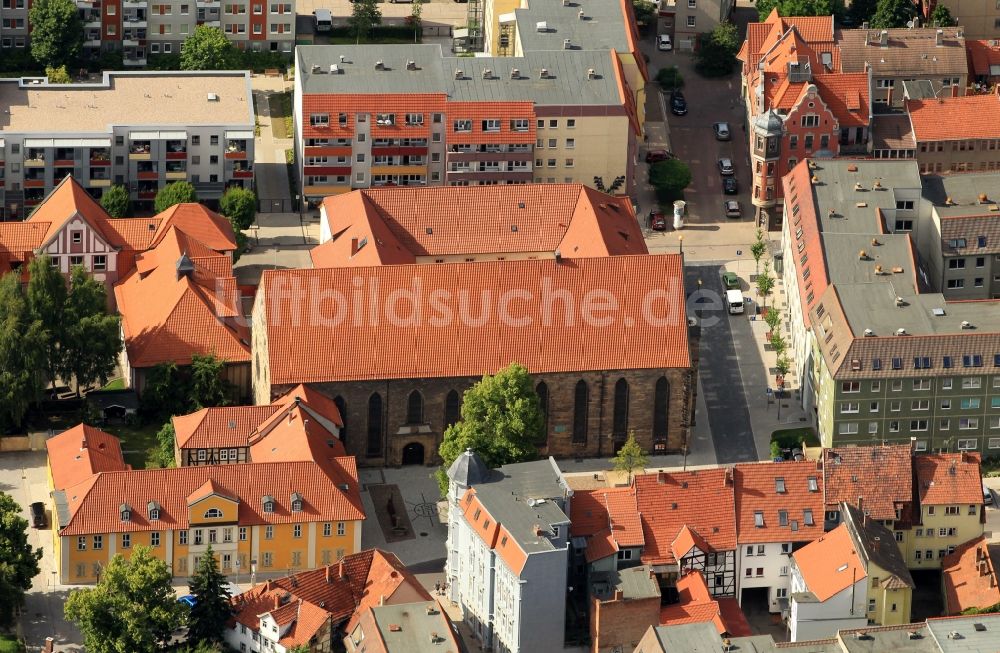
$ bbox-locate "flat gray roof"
[927,614,1000,652]
[512,0,631,54]
[591,565,660,601]
[810,159,922,235]
[370,602,458,652]
[922,174,1000,218]
[837,283,1000,336]
[822,233,917,295]
[296,45,623,106]
[651,622,729,652]
[838,624,936,653]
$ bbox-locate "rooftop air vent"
[578,8,585,18]
[873,179,883,189]
[874,264,883,274]
[482,68,492,79]
[330,64,341,74]
[932,308,946,316]
[454,68,464,79]
[961,320,973,329]
[510,68,520,79]
[540,68,550,78]
[374,60,384,70]
[948,631,963,640]
[896,327,907,335]
[207,92,219,102]
[587,68,597,79]
[536,21,548,32]
[406,60,416,70]
[311,64,321,73]
[340,54,346,62]
[895,297,905,307]
[908,631,922,639]
[563,38,572,49]
[864,328,874,336]
[854,182,864,191]
[871,238,881,246]
[859,250,868,260]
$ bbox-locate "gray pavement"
[234,211,319,286]
[252,90,293,204]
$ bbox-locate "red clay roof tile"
[792,524,865,602]
[735,461,825,544]
[942,536,1000,614]
[46,424,129,491]
[915,453,983,505]
[823,444,913,520]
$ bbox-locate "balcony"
[123,56,147,66]
[129,142,151,160]
[122,0,145,6]
[122,13,147,27]
[90,149,111,165]
[54,149,76,166]
[165,141,187,160]
[165,162,187,180]
[84,17,101,28]
[137,162,158,180]
[24,151,46,167]
[89,169,111,187]
[225,140,248,159]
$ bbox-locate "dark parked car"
[30,502,46,529]
[645,149,673,163]
[650,212,667,231]
[723,176,738,194]
[670,91,687,116]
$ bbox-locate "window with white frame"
[958,438,978,449]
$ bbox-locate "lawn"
[102,378,126,391]
[770,427,820,458]
[0,633,24,653]
[103,422,164,469]
[269,92,293,140]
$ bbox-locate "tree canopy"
[649,159,692,205]
[0,274,47,430]
[100,185,131,218]
[180,26,238,70]
[928,3,956,25]
[755,0,843,20]
[27,255,68,391]
[349,0,382,42]
[611,432,648,484]
[140,355,234,421]
[45,65,72,83]
[65,546,185,653]
[29,0,84,68]
[695,22,740,77]
[0,492,42,629]
[870,0,917,28]
[218,186,257,231]
[187,546,233,645]
[189,353,233,410]
[436,363,543,494]
[154,182,198,213]
[151,421,177,469]
[60,266,121,394]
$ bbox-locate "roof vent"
[854,182,863,191]
[406,60,416,70]
[859,249,868,260]
[864,328,874,336]
[945,196,955,205]
[454,68,464,79]
[578,8,585,18]
[871,238,881,246]
[872,179,883,190]
[896,327,907,335]
[961,320,973,329]
[340,54,346,62]
[895,296,905,306]
[948,631,963,640]
[932,308,946,316]
[389,624,402,632]
[482,68,492,79]
[207,92,219,102]
[811,175,819,184]
[536,21,548,31]
[908,631,922,639]
[228,419,236,429]
[980,193,990,203]
[563,38,572,49]
[874,264,883,274]
[847,164,859,172]
[374,60,384,70]
[330,64,341,74]
[587,68,597,79]
[540,68,550,78]
[311,64,321,73]
[510,67,520,79]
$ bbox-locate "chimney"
[325,565,333,583]
[176,253,195,280]
[858,496,864,513]
[338,560,346,580]
[879,30,888,47]
[613,589,623,601]
[81,439,88,449]
[350,237,360,256]
[273,594,281,610]
[936,29,944,46]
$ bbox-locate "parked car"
[713,122,731,140]
[30,502,46,529]
[985,482,994,505]
[723,176,738,194]
[722,271,740,289]
[725,200,742,218]
[718,157,735,175]
[670,91,687,116]
[657,34,672,51]
[645,149,673,163]
[650,212,667,231]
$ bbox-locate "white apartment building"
[445,451,573,653]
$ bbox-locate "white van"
[313,8,332,32]
[726,289,745,315]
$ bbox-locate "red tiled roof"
[311,184,646,268]
[734,461,825,544]
[813,73,870,127]
[942,536,1000,615]
[101,217,163,251]
[261,255,690,385]
[781,161,828,326]
[57,458,364,536]
[634,469,736,566]
[570,486,643,562]
[115,226,250,368]
[0,222,49,259]
[672,525,712,560]
[907,93,1000,141]
[967,40,1000,77]
[915,453,983,505]
[658,573,752,636]
[26,175,117,245]
[173,405,280,450]
[823,444,913,520]
[46,424,128,491]
[151,203,236,252]
[792,524,865,601]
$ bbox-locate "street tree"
[631,0,657,28]
[65,546,185,653]
[750,229,767,277]
[60,266,121,395]
[154,181,198,213]
[348,0,382,42]
[436,363,543,494]
[219,187,257,231]
[189,354,233,409]
[763,305,782,334]
[695,22,739,77]
[775,355,791,379]
[100,185,131,218]
[870,0,916,28]
[27,255,67,391]
[187,545,233,645]
[929,3,956,25]
[151,421,177,469]
[755,0,843,20]
[756,262,775,310]
[649,159,692,204]
[0,274,46,430]
[181,25,238,70]
[0,492,42,629]
[612,431,648,484]
[29,0,84,68]
[408,0,424,41]
[769,332,787,357]
[655,65,684,90]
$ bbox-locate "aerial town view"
[7,0,1000,650]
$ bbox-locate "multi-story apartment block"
[837,27,968,110]
[738,10,871,224]
[294,45,641,202]
[46,422,364,584]
[444,451,573,653]
[0,71,254,217]
[0,0,29,49]
[733,460,825,615]
[911,452,985,569]
[789,503,914,641]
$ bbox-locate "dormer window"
[775,478,786,493]
[148,501,161,521]
[262,495,275,513]
[120,503,132,522]
[290,492,303,512]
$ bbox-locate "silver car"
[713,122,731,140]
[718,158,735,176]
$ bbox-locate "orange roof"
[824,444,913,521]
[151,203,236,252]
[781,161,829,325]
[274,384,344,427]
[967,40,1000,77]
[261,254,690,385]
[173,405,280,450]
[114,226,249,368]
[734,461,825,544]
[907,93,1000,141]
[634,469,737,566]
[942,536,1000,615]
[248,401,347,465]
[570,486,643,562]
[792,524,865,602]
[46,424,129,491]
[101,217,163,251]
[813,73,870,127]
[658,573,752,637]
[672,525,712,559]
[915,453,983,506]
[0,222,49,260]
[56,458,364,536]
[311,184,646,268]
[26,175,117,245]
[186,478,230,504]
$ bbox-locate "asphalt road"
[686,265,759,463]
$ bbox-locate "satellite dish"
[906,20,914,27]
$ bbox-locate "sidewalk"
[252,88,293,203]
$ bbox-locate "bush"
[649,159,692,205]
[45,64,71,83]
[655,65,684,90]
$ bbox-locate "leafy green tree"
[65,546,185,653]
[769,332,787,357]
[408,0,424,41]
[29,0,83,68]
[649,159,692,204]
[763,305,782,334]
[100,185,131,218]
[929,3,956,25]
[349,0,382,42]
[870,0,916,28]
[750,229,767,277]
[140,362,190,420]
[180,25,238,70]
[60,266,121,395]
[189,354,232,409]
[756,0,843,20]
[655,65,684,90]
[612,431,648,484]
[631,0,657,27]
[154,181,198,213]
[45,64,71,83]
[187,545,232,644]
[0,492,42,629]
[0,274,46,430]
[775,355,791,379]
[695,22,739,77]
[436,363,543,494]
[218,187,257,231]
[151,421,177,469]
[756,262,775,310]
[27,255,67,391]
